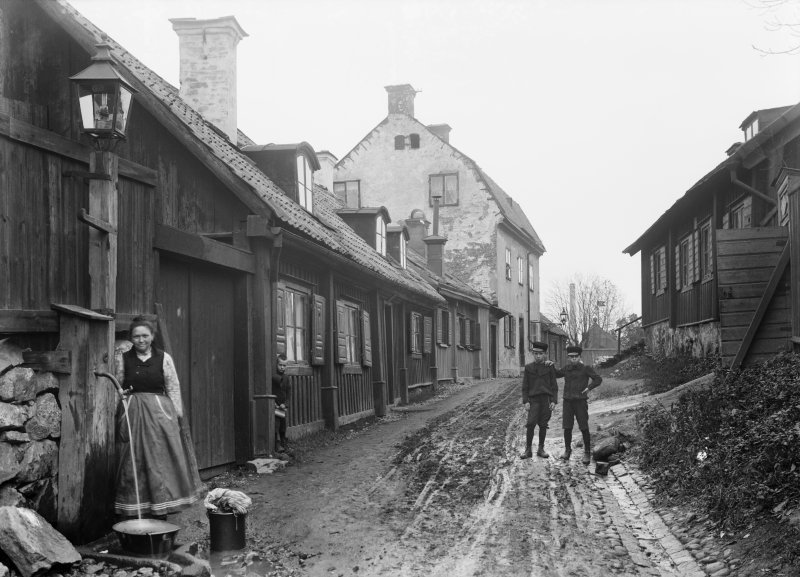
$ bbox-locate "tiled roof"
[49,0,442,304]
[406,249,490,307]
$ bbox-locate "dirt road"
[173,378,726,577]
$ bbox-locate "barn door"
[158,258,237,471]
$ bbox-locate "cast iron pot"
[113,518,180,557]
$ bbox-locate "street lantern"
[559,308,568,327]
[70,43,137,148]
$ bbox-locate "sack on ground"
[593,436,626,461]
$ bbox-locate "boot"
[561,429,572,460]
[581,429,591,465]
[582,451,591,465]
[520,427,534,459]
[537,427,549,458]
[520,447,533,459]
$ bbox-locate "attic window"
[743,118,758,142]
[334,180,360,208]
[399,235,407,268]
[296,154,314,212]
[409,134,420,149]
[394,135,405,150]
[376,215,387,256]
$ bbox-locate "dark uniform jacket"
[522,361,558,404]
[272,373,292,406]
[557,362,602,399]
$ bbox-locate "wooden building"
[0,0,444,541]
[624,105,800,368]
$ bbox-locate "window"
[528,263,535,292]
[394,135,405,150]
[699,220,713,280]
[296,155,314,212]
[333,180,360,209]
[276,285,309,363]
[376,215,387,256]
[743,118,758,142]
[729,197,752,229]
[429,173,458,206]
[503,315,516,348]
[335,303,371,368]
[408,312,432,354]
[517,257,524,285]
[505,249,512,280]
[437,308,451,345]
[649,246,667,295]
[399,235,407,269]
[409,134,420,149]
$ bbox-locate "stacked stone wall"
[0,367,61,524]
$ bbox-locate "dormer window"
[743,118,758,142]
[399,235,407,268]
[333,180,361,208]
[376,215,387,256]
[296,154,314,212]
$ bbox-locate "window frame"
[528,263,535,292]
[375,215,387,256]
[333,180,361,209]
[280,282,311,366]
[517,256,524,286]
[429,173,459,206]
[399,235,407,269]
[650,245,667,295]
[296,154,314,213]
[699,219,713,282]
[679,235,692,290]
[336,299,362,372]
[505,248,512,280]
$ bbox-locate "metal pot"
[112,518,180,557]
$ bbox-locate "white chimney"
[314,150,338,191]
[170,16,247,143]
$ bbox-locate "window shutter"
[335,300,348,364]
[649,253,656,295]
[503,316,509,347]
[674,244,681,290]
[465,319,472,347]
[510,316,516,349]
[408,312,417,354]
[448,311,454,346]
[659,247,667,291]
[311,294,326,366]
[276,287,286,356]
[436,309,443,344]
[474,322,482,350]
[423,316,432,354]
[361,309,372,367]
[692,230,701,283]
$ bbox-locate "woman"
[114,317,204,517]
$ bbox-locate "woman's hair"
[129,316,156,337]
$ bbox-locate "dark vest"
[123,347,166,394]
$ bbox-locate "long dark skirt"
[114,393,204,517]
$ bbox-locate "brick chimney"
[385,84,417,116]
[171,16,248,143]
[427,124,451,143]
[423,195,447,277]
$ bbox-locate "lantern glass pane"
[78,93,96,130]
[115,86,133,134]
[92,88,116,131]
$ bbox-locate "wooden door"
[159,258,237,471]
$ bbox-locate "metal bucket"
[208,510,247,552]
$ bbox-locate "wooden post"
[54,305,115,544]
[371,291,387,417]
[399,302,409,404]
[88,151,118,312]
[322,272,339,430]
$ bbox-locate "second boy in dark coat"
[556,345,602,464]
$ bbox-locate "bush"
[641,353,719,394]
[635,352,800,529]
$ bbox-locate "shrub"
[635,352,800,529]
[641,353,719,394]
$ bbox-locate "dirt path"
[172,378,729,577]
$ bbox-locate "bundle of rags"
[204,488,252,515]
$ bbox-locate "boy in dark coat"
[556,345,602,464]
[272,354,291,452]
[520,341,558,459]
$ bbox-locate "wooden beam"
[154,224,255,274]
[0,310,58,332]
[729,243,790,371]
[51,303,113,322]
[78,208,117,235]
[22,350,72,374]
[0,112,156,186]
[731,173,777,206]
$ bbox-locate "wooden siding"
[675,279,715,326]
[333,281,374,419]
[717,227,792,366]
[791,188,800,342]
[286,372,323,434]
[640,251,669,325]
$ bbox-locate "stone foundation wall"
[644,320,721,358]
[0,367,61,524]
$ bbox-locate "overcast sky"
[68,0,800,317]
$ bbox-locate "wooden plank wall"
[675,280,715,326]
[791,189,800,343]
[717,227,792,366]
